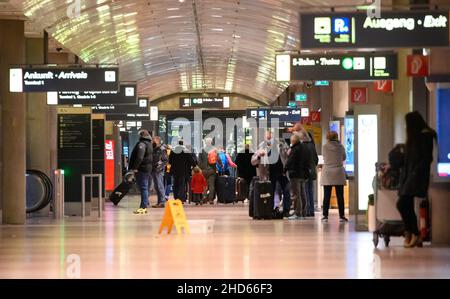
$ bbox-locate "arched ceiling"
[9,0,362,103]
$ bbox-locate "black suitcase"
[235,177,248,202]
[109,181,133,206]
[248,176,259,217]
[253,180,274,219]
[216,176,236,204]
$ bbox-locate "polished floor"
[1,195,449,279]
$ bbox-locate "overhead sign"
[351,87,368,104]
[288,101,297,108]
[407,55,429,77]
[278,53,397,81]
[179,96,230,109]
[10,67,118,92]
[106,113,150,121]
[373,80,394,93]
[300,10,449,49]
[315,80,330,86]
[246,107,302,127]
[91,99,149,115]
[56,83,137,105]
[295,93,308,102]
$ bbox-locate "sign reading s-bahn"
[10,67,118,92]
[57,83,137,105]
[277,53,397,81]
[300,10,449,49]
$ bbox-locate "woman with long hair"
[397,111,437,248]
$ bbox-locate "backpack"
[389,144,405,171]
[216,151,229,174]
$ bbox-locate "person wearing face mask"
[150,136,168,208]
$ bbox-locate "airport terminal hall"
[1,0,450,282]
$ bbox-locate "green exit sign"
[295,93,307,102]
[315,80,329,86]
[288,102,297,108]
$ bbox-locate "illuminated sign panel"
[179,97,230,109]
[105,140,115,191]
[437,89,450,178]
[10,67,118,92]
[289,53,397,81]
[57,84,137,105]
[300,11,449,49]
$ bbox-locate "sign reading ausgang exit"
[300,10,449,49]
[10,67,118,92]
[278,53,397,81]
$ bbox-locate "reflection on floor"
[0,195,449,279]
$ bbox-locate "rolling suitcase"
[248,176,259,217]
[253,180,274,220]
[109,172,136,206]
[235,177,248,202]
[216,176,236,204]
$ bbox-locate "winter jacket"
[399,129,434,197]
[303,140,319,180]
[169,145,195,177]
[129,136,153,173]
[235,150,256,181]
[285,142,311,180]
[321,140,346,186]
[191,173,207,194]
[152,144,168,173]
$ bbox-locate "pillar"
[26,38,51,175]
[332,81,349,118]
[0,20,26,224]
[393,49,412,144]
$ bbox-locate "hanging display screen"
[56,84,137,105]
[300,10,449,49]
[10,67,118,92]
[179,96,230,109]
[344,117,355,176]
[283,53,397,81]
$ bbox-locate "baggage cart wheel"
[383,235,390,247]
[373,233,379,248]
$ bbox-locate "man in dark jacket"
[285,133,311,220]
[302,131,319,217]
[150,136,168,208]
[235,144,256,190]
[169,140,195,202]
[128,130,153,214]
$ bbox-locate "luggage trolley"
[372,163,405,248]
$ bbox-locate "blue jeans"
[151,171,165,205]
[271,175,291,215]
[136,172,150,209]
[164,174,172,199]
[305,179,315,215]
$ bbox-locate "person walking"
[397,111,436,248]
[150,136,168,208]
[285,133,310,220]
[321,131,348,223]
[216,145,237,176]
[200,137,221,204]
[128,130,153,214]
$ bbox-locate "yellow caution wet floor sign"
[158,199,190,234]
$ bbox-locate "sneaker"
[133,208,147,215]
[287,215,300,220]
[403,232,412,247]
[339,217,349,223]
[321,217,328,223]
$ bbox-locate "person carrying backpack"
[216,146,237,176]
